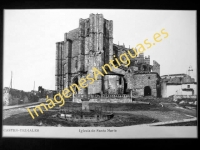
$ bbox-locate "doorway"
[144,86,151,96]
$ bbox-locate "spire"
[188,65,193,76]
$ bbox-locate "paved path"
[127,117,197,126]
[113,102,196,123]
[160,102,196,117]
[113,109,195,122]
[3,98,46,110]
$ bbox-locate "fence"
[74,94,131,99]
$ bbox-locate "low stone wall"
[73,94,132,103]
[89,98,131,103]
[173,95,197,101]
[74,94,131,99]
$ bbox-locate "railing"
[74,94,131,99]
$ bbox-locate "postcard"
[3,9,197,138]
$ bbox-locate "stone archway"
[143,65,147,71]
[144,86,151,96]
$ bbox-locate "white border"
[3,126,197,138]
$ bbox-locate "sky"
[3,9,197,91]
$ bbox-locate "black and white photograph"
[2,9,197,138]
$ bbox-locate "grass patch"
[59,102,170,112]
[3,111,159,127]
[3,102,171,126]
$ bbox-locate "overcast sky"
[3,9,197,91]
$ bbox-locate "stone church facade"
[55,13,161,98]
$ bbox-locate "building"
[38,86,57,98]
[55,13,161,98]
[161,74,197,97]
[3,87,39,106]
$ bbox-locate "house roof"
[161,74,187,78]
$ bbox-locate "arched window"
[75,59,78,69]
[143,65,147,71]
[119,77,122,85]
[87,28,89,36]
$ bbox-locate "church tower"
[55,14,113,94]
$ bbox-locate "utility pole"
[10,71,12,89]
[33,81,35,91]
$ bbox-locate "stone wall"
[144,56,150,65]
[73,94,132,103]
[3,87,39,106]
[172,95,197,101]
[104,75,124,94]
[55,42,64,92]
[73,98,132,103]
[125,73,160,97]
[89,99,131,103]
[56,14,114,94]
[55,13,161,98]
[74,94,131,98]
[152,60,160,75]
[161,81,167,98]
